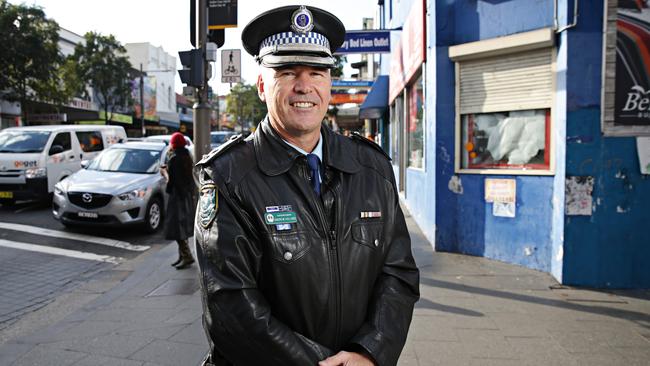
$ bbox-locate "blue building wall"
[389,0,650,287]
[563,0,650,288]
[425,0,560,273]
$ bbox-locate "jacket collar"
[254,117,360,176]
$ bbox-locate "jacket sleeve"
[165,154,176,194]
[195,170,333,365]
[347,179,420,366]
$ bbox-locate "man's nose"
[293,73,313,93]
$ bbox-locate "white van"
[0,125,127,203]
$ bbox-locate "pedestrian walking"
[162,132,195,269]
[194,5,420,366]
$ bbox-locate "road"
[0,199,168,336]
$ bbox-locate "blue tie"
[306,154,321,196]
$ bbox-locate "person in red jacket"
[162,132,195,269]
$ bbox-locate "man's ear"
[256,74,266,102]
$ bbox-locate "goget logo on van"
[14,161,38,168]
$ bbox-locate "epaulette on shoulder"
[196,134,245,166]
[350,132,391,161]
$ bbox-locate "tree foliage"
[0,1,63,118]
[331,55,347,78]
[67,32,134,123]
[226,83,267,130]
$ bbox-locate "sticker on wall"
[565,176,594,216]
[636,137,650,175]
[493,201,516,218]
[485,178,516,203]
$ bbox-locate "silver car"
[52,142,169,232]
[210,131,237,150]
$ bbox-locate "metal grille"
[0,170,22,178]
[67,192,113,209]
[459,48,553,114]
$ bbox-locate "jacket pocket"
[351,221,384,250]
[267,231,314,264]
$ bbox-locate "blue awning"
[158,111,181,128]
[359,75,389,119]
[160,119,180,128]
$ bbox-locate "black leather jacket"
[195,119,420,366]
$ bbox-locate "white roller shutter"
[459,48,553,114]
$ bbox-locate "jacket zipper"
[330,184,342,349]
[303,164,342,349]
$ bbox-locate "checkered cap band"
[259,31,330,54]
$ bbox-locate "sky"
[11,0,377,96]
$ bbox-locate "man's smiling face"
[257,65,332,138]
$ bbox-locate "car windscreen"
[87,148,161,174]
[211,133,233,144]
[0,131,51,153]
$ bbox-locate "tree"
[0,1,63,121]
[67,32,133,124]
[226,83,267,131]
[331,55,347,78]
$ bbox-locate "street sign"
[221,49,241,83]
[332,80,374,88]
[209,0,237,29]
[335,30,391,54]
[30,113,67,123]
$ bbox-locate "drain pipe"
[554,0,579,33]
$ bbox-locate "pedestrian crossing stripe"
[0,239,122,264]
[0,222,149,252]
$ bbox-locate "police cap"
[241,5,345,68]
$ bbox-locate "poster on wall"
[132,76,157,121]
[484,178,516,203]
[615,3,650,126]
[602,1,650,135]
[565,176,594,216]
[493,202,516,218]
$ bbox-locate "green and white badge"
[265,205,297,225]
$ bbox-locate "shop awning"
[158,111,181,128]
[359,75,389,119]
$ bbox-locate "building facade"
[381,0,650,288]
[124,43,179,133]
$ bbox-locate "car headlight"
[118,188,149,201]
[26,167,47,179]
[54,185,64,196]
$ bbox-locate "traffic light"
[178,49,204,87]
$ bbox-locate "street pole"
[193,0,211,162]
[140,63,145,137]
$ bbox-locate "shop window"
[408,74,424,169]
[449,28,555,174]
[76,131,104,152]
[461,109,550,170]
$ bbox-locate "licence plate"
[0,191,13,199]
[78,212,98,219]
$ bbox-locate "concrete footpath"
[1,208,649,366]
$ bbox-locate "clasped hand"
[319,351,375,366]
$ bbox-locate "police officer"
[195,5,419,366]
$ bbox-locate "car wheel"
[144,197,163,233]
